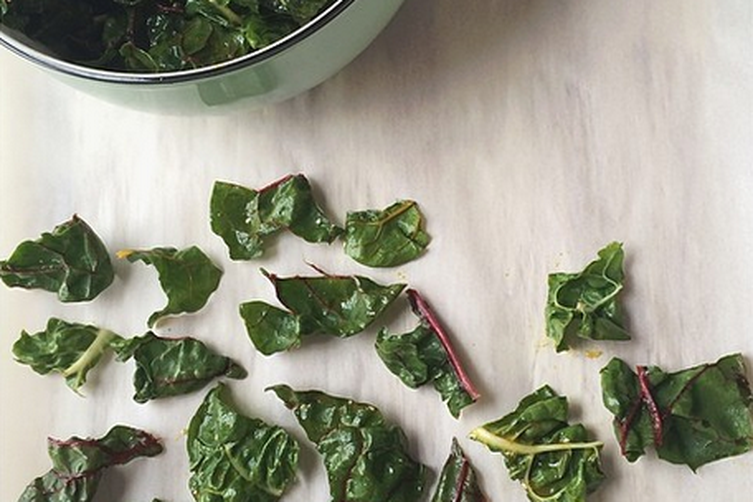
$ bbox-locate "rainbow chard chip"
[210,175,342,260]
[240,266,405,355]
[376,289,479,418]
[600,354,753,470]
[269,385,428,502]
[187,384,299,502]
[120,246,223,327]
[545,242,630,352]
[12,318,121,393]
[19,425,163,502]
[0,215,114,302]
[343,200,431,268]
[113,332,247,404]
[431,438,487,502]
[470,386,605,502]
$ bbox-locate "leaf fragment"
[344,199,431,267]
[187,384,299,502]
[0,215,114,302]
[113,331,247,403]
[12,318,122,393]
[19,425,163,502]
[470,386,605,502]
[122,246,223,327]
[600,354,753,470]
[269,384,428,502]
[376,289,479,418]
[545,242,630,352]
[240,267,405,354]
[431,438,487,502]
[210,175,342,260]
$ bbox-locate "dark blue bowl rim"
[0,0,357,85]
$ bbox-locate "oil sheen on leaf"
[431,438,487,502]
[600,354,753,470]
[343,200,431,267]
[113,332,247,403]
[187,384,299,502]
[18,425,163,502]
[210,175,342,260]
[0,215,114,302]
[12,318,121,393]
[121,246,223,327]
[470,386,605,502]
[240,267,405,354]
[269,384,428,502]
[545,242,630,352]
[376,289,479,418]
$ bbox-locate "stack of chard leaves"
[187,384,300,502]
[0,0,335,72]
[12,318,245,401]
[545,241,630,352]
[470,386,605,502]
[376,289,479,418]
[343,200,430,267]
[210,176,342,260]
[600,353,753,470]
[0,215,114,302]
[119,246,223,327]
[240,266,405,354]
[19,425,163,502]
[431,438,487,502]
[269,384,428,502]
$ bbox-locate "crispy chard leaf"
[119,246,223,327]
[210,176,342,260]
[261,0,331,23]
[269,384,428,502]
[343,200,431,268]
[376,289,479,418]
[19,425,163,502]
[0,215,114,302]
[12,318,122,393]
[545,242,630,352]
[432,438,487,502]
[187,383,299,502]
[600,354,753,470]
[112,331,247,403]
[240,266,405,354]
[470,386,605,502]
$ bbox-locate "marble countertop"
[1,1,752,500]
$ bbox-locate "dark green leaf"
[431,438,487,502]
[210,176,342,260]
[264,266,405,337]
[375,289,479,418]
[269,384,428,502]
[112,332,247,403]
[12,318,122,392]
[19,425,163,502]
[545,242,630,352]
[121,246,223,327]
[0,215,114,302]
[239,300,302,355]
[261,0,330,23]
[470,386,605,502]
[187,384,299,502]
[344,200,431,268]
[600,354,753,470]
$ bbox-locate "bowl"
[0,0,406,113]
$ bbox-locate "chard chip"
[545,241,630,352]
[600,353,753,470]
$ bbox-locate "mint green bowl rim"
[0,0,357,85]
